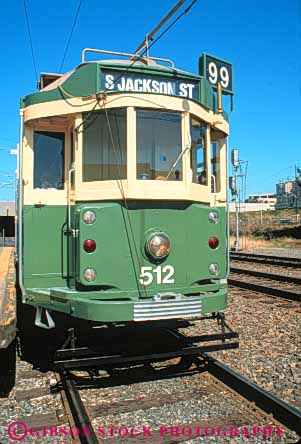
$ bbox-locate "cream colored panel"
[23,126,34,193]
[76,181,191,202]
[23,94,228,207]
[74,114,83,190]
[217,139,227,203]
[24,94,229,135]
[205,124,212,189]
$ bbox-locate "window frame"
[189,115,208,187]
[33,130,66,190]
[82,107,128,183]
[23,94,229,205]
[23,122,73,206]
[73,99,228,204]
[135,108,184,182]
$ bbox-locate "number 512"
[139,265,175,286]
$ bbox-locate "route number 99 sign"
[199,54,233,95]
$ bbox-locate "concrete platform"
[0,247,16,348]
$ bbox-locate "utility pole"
[229,149,240,251]
[229,149,248,252]
[295,164,301,222]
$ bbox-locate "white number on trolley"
[208,62,218,84]
[208,62,230,88]
[220,66,230,88]
[139,265,175,286]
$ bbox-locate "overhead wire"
[100,0,200,97]
[62,0,199,287]
[145,0,199,53]
[75,0,200,288]
[103,109,148,298]
[23,0,38,82]
[59,0,83,73]
[96,0,199,291]
[73,0,199,134]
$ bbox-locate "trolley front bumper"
[25,287,227,322]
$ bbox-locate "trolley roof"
[21,50,233,119]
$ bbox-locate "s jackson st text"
[103,72,198,99]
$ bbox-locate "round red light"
[208,237,219,249]
[83,239,96,253]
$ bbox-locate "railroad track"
[6,326,301,443]
[58,371,98,444]
[53,329,301,444]
[230,252,301,302]
[230,251,301,268]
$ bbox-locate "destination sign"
[199,53,233,95]
[100,70,199,100]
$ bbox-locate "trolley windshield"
[136,110,182,181]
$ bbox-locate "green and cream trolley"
[17,49,233,327]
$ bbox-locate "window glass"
[190,117,207,185]
[33,131,65,189]
[210,129,223,193]
[83,109,126,182]
[136,110,182,181]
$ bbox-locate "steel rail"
[59,371,99,444]
[230,267,301,285]
[228,275,301,302]
[230,251,301,262]
[54,342,238,370]
[230,252,301,268]
[199,354,301,435]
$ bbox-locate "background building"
[0,201,15,240]
[229,202,274,212]
[275,179,301,209]
[245,193,276,209]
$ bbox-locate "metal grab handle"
[81,48,175,68]
[211,173,216,194]
[67,163,75,234]
[211,173,217,208]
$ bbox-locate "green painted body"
[23,202,228,322]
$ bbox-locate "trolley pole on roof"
[132,0,188,57]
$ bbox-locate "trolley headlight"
[208,211,219,224]
[146,233,171,259]
[84,268,97,282]
[208,263,220,275]
[83,210,96,224]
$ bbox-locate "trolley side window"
[210,129,222,193]
[136,110,182,181]
[33,131,65,189]
[190,117,207,185]
[82,109,127,182]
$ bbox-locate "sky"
[0,0,299,200]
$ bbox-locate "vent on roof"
[38,73,63,90]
